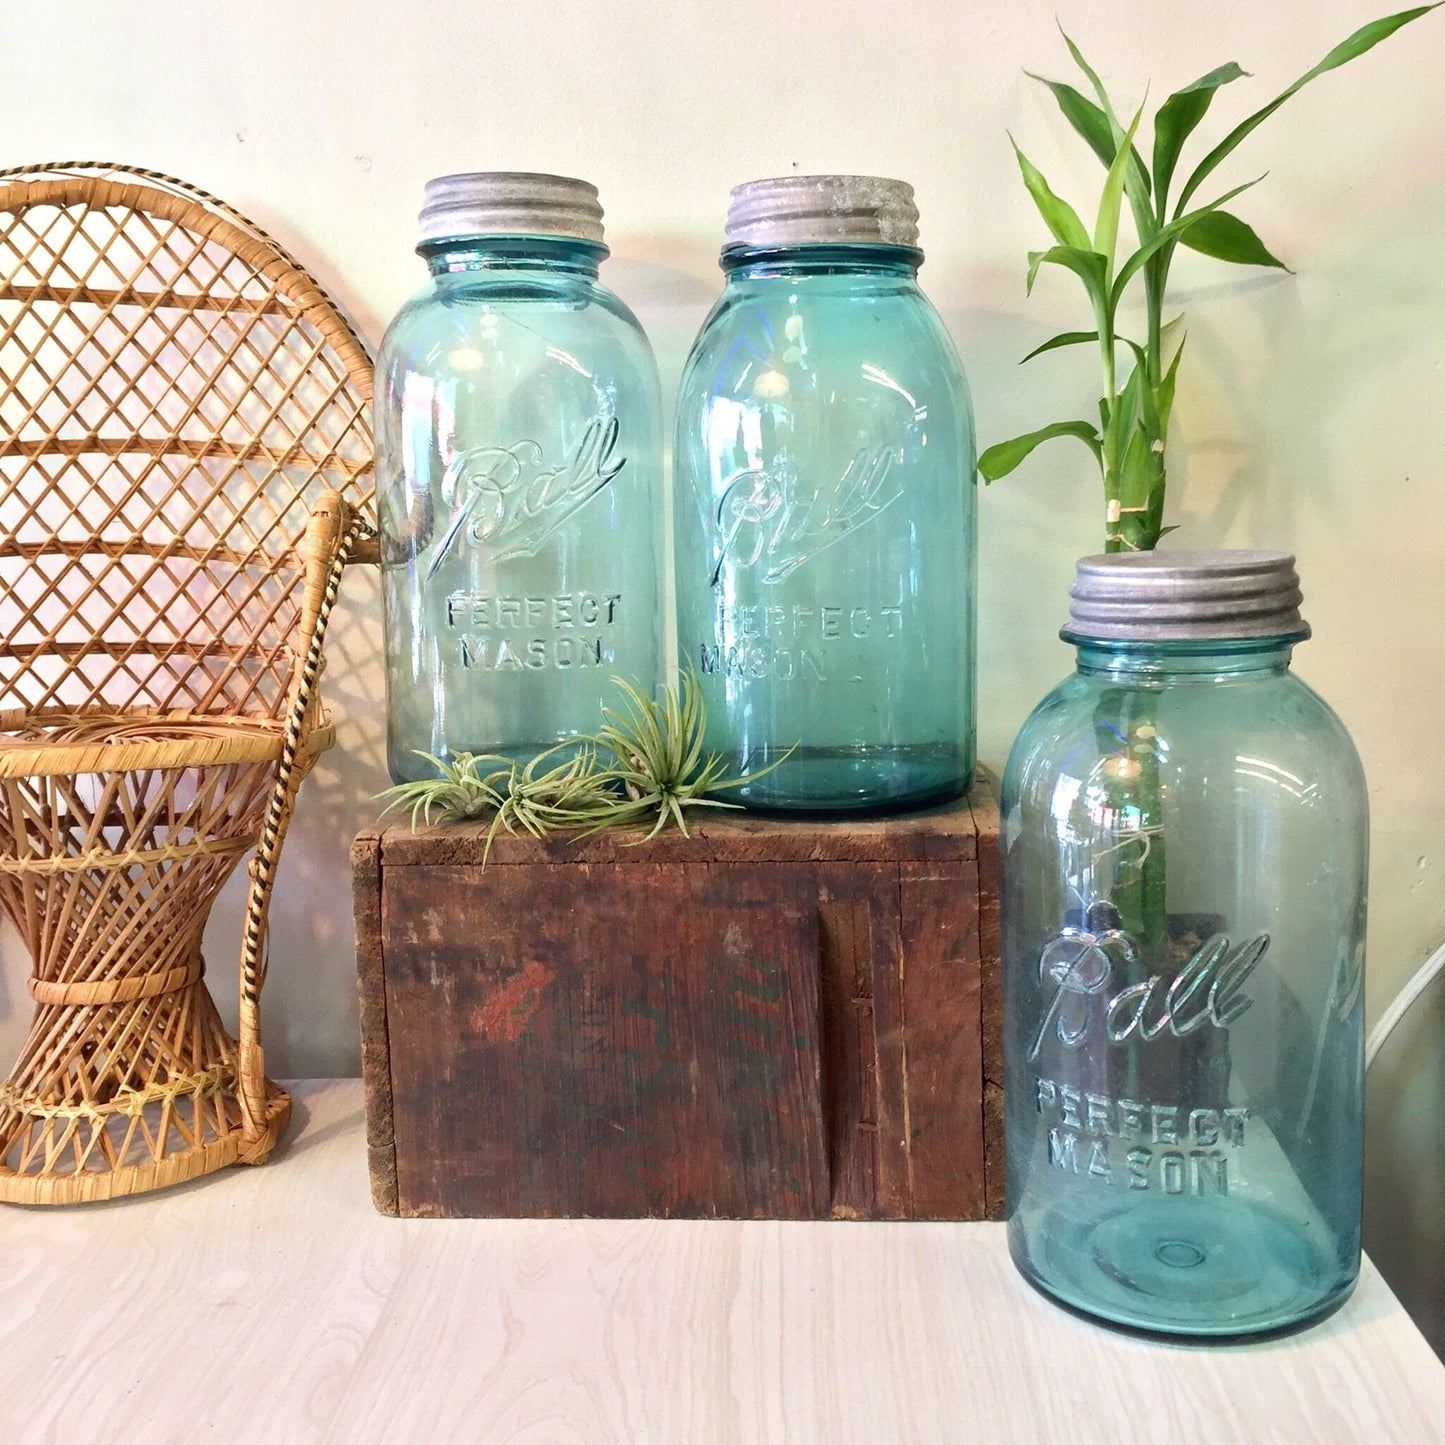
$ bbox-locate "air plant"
[376,671,783,855]
[584,674,757,841]
[978,7,1437,553]
[376,749,512,831]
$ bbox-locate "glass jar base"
[728,743,971,816]
[1010,1198,1358,1339]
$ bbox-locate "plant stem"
[1145,254,1166,390]
[1095,693,1169,956]
[1100,320,1121,554]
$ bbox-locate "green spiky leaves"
[376,671,786,855]
[979,9,1438,552]
[588,675,751,841]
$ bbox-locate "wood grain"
[358,785,999,1220]
[350,827,397,1214]
[972,784,1006,1221]
[2,1080,1441,1445]
[382,862,827,1219]
[899,857,984,1220]
[375,790,982,868]
[817,864,905,1217]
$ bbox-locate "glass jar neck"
[720,242,923,281]
[420,235,606,278]
[1066,634,1305,682]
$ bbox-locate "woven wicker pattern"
[0,164,374,1203]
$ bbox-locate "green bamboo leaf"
[1025,72,1152,198]
[1117,416,1155,510]
[1176,5,1440,214]
[1156,334,1188,441]
[1151,63,1248,210]
[1059,26,1114,116]
[1118,335,1150,380]
[1178,209,1291,270]
[1026,73,1115,169]
[1095,102,1146,261]
[1020,330,1098,363]
[1025,245,1109,310]
[1058,30,1158,245]
[1010,137,1091,248]
[1111,174,1265,307]
[1106,404,1168,550]
[978,421,1103,482]
[1021,328,1147,372]
[1106,363,1146,472]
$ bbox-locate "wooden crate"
[352,778,1003,1221]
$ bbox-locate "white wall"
[1,0,1442,1078]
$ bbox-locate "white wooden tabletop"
[2,1078,1442,1445]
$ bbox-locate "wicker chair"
[0,164,375,1202]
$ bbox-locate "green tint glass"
[1003,633,1368,1337]
[376,233,663,783]
[673,243,976,813]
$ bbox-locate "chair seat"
[0,713,336,779]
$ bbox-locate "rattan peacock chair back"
[0,163,375,1202]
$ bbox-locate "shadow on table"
[1365,963,1445,1362]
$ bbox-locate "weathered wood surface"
[351,831,397,1215]
[975,791,1006,1221]
[373,794,984,866]
[354,778,1002,1221]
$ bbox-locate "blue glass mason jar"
[376,173,662,782]
[1002,551,1367,1337]
[673,176,975,812]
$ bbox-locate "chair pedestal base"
[0,1086,291,1205]
[0,979,292,1206]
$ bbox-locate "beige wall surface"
[0,0,1441,1078]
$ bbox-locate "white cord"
[1366,940,1445,1071]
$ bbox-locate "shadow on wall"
[1364,957,1445,1360]
[934,274,1106,771]
[202,562,387,1078]
[1169,213,1445,547]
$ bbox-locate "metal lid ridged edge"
[725,174,920,249]
[1063,548,1309,642]
[418,172,604,246]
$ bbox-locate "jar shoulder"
[677,275,966,401]
[377,273,656,378]
[1003,670,1366,808]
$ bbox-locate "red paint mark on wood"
[470,960,554,1043]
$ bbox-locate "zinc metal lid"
[725,174,920,249]
[1063,548,1310,642]
[418,172,605,246]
